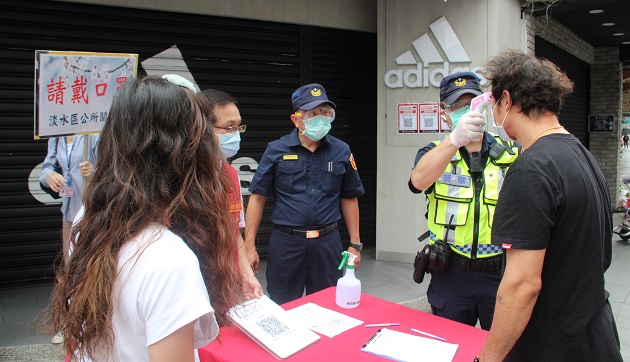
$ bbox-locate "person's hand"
[241,273,264,300]
[246,247,260,273]
[347,248,361,270]
[79,161,94,177]
[46,171,67,192]
[449,111,486,148]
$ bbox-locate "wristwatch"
[349,242,363,251]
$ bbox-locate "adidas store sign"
[384,17,485,89]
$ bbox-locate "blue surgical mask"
[217,132,241,158]
[300,115,332,141]
[448,105,470,130]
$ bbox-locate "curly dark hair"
[482,49,574,117]
[49,76,241,359]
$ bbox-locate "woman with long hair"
[49,75,242,361]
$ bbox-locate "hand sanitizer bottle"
[336,251,361,309]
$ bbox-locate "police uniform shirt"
[408,132,497,194]
[249,128,364,227]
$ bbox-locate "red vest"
[223,162,243,271]
[224,162,243,229]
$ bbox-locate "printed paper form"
[228,295,320,359]
[286,302,363,338]
[361,328,459,362]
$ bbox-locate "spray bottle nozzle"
[337,251,356,270]
[338,252,349,270]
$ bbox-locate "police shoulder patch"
[349,153,357,170]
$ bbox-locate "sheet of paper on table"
[286,302,364,338]
[361,328,459,362]
[228,295,320,359]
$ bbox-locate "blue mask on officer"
[217,132,241,158]
[448,105,470,130]
[301,115,332,141]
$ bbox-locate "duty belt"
[449,251,502,272]
[275,222,338,239]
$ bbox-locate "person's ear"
[290,113,300,128]
[441,113,452,128]
[502,90,511,107]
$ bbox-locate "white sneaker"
[52,331,64,344]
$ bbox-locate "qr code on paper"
[423,117,435,127]
[403,118,413,128]
[256,316,289,338]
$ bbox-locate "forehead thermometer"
[470,92,493,113]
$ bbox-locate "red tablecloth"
[199,287,487,362]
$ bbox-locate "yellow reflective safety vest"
[426,134,519,259]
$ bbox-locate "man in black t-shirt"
[476,51,622,362]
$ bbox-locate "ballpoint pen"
[411,328,447,341]
[365,323,400,328]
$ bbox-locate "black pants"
[427,256,501,330]
[266,228,343,305]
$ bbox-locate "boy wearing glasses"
[245,83,364,304]
[408,72,519,330]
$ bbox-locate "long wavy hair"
[49,76,241,359]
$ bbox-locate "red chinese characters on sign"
[43,60,132,108]
[36,51,138,137]
[116,76,128,91]
[95,83,107,97]
[71,75,89,104]
[47,77,66,105]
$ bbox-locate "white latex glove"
[449,111,486,148]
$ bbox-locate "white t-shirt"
[73,215,218,361]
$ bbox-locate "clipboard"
[360,328,459,362]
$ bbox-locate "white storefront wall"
[376,0,523,263]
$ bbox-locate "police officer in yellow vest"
[408,72,518,330]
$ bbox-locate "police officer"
[244,83,364,304]
[408,72,518,330]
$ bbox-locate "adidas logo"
[384,16,484,89]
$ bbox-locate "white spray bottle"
[336,251,361,309]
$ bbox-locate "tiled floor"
[2,153,630,361]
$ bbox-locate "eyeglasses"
[295,107,336,121]
[442,100,472,113]
[214,124,247,134]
